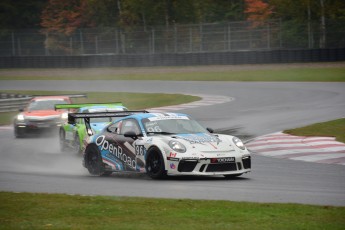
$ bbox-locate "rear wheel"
[73,133,81,155]
[84,144,109,176]
[59,129,67,152]
[145,147,167,179]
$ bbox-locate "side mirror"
[18,108,24,112]
[124,131,138,139]
[207,127,214,133]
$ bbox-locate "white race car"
[68,111,251,179]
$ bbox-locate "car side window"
[119,119,141,135]
[107,121,120,133]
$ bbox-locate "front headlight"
[17,114,25,121]
[169,140,186,153]
[233,137,246,150]
[61,112,68,119]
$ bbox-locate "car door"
[104,118,144,172]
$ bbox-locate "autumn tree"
[245,0,273,27]
[41,0,94,35]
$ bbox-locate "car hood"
[171,133,235,152]
[22,110,63,119]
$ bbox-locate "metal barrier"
[0,93,31,112]
[1,48,344,68]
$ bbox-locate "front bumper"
[167,156,251,176]
[14,120,63,134]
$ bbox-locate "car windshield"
[28,100,68,111]
[142,116,208,134]
[90,117,113,123]
[84,108,125,123]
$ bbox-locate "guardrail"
[0,93,32,112]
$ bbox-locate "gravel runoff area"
[0,62,344,77]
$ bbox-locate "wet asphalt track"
[1,81,345,206]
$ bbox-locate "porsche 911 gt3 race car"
[69,111,251,179]
[56,103,128,154]
[13,96,72,138]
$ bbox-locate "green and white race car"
[55,103,128,154]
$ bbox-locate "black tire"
[73,133,82,155]
[14,125,25,138]
[59,129,68,152]
[84,144,108,176]
[224,173,242,179]
[145,146,167,179]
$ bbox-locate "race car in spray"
[56,103,128,154]
[13,95,80,138]
[69,111,251,179]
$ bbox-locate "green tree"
[0,0,47,30]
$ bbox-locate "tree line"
[1,0,344,32]
[0,0,344,55]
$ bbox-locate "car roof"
[79,105,127,113]
[31,96,70,101]
[126,112,190,120]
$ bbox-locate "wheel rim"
[148,152,161,174]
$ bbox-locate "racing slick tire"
[223,173,243,179]
[84,144,110,176]
[14,126,25,138]
[73,133,82,155]
[145,146,167,179]
[59,129,68,152]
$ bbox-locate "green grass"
[284,118,345,143]
[0,192,344,230]
[0,90,200,125]
[1,67,344,81]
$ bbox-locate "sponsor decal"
[146,138,153,143]
[96,135,136,169]
[169,152,177,157]
[176,134,222,145]
[182,157,199,160]
[170,163,176,169]
[211,157,235,163]
[167,157,179,161]
[148,113,189,121]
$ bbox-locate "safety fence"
[0,48,344,68]
[0,93,31,112]
[1,19,344,57]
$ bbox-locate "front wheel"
[14,126,25,138]
[145,147,167,179]
[84,144,108,176]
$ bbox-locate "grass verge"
[284,118,345,143]
[0,90,200,125]
[1,67,344,81]
[0,192,344,230]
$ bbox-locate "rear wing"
[68,111,148,136]
[33,94,87,98]
[55,102,123,110]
